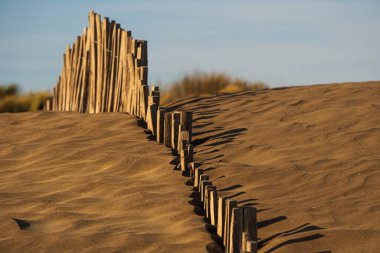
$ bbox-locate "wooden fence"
[44,11,258,253]
[160,108,258,253]
[44,10,148,116]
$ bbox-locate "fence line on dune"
[43,11,258,253]
[157,107,258,253]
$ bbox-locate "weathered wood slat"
[241,232,251,253]
[126,52,134,114]
[146,103,158,135]
[217,197,227,237]
[121,30,131,113]
[205,186,216,220]
[199,174,209,193]
[74,35,84,112]
[180,146,188,172]
[181,111,193,142]
[64,45,71,111]
[60,52,66,111]
[164,112,172,148]
[69,36,79,111]
[187,144,194,163]
[107,21,116,112]
[113,24,122,112]
[88,10,97,113]
[229,207,243,253]
[224,199,237,247]
[140,85,148,119]
[171,111,181,150]
[95,13,103,113]
[44,99,51,111]
[178,130,190,153]
[246,240,258,253]
[79,27,89,113]
[210,189,218,226]
[52,87,57,111]
[156,106,166,144]
[124,32,133,113]
[188,162,198,178]
[194,168,203,188]
[243,207,258,241]
[101,17,109,112]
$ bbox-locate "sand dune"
[0,112,216,252]
[167,81,380,252]
[1,81,379,252]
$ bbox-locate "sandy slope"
[1,81,379,253]
[167,81,380,253]
[0,112,216,253]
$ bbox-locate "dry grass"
[0,84,51,113]
[160,71,268,104]
[1,72,267,112]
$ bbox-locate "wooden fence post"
[178,131,190,153]
[210,189,218,226]
[188,162,197,178]
[181,111,193,142]
[171,111,181,151]
[241,232,251,253]
[246,240,258,253]
[229,207,243,253]
[194,168,203,188]
[147,103,157,136]
[148,95,159,106]
[180,146,189,172]
[150,86,160,99]
[156,106,166,144]
[243,207,258,241]
[187,144,194,163]
[140,85,149,120]
[44,99,51,111]
[164,112,172,148]
[177,124,183,152]
[205,186,216,220]
[217,197,226,238]
[201,181,212,204]
[199,174,209,192]
[224,199,237,247]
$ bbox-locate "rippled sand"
[0,112,214,252]
[1,81,379,252]
[167,81,380,253]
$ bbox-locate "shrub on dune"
[160,71,268,104]
[0,84,51,113]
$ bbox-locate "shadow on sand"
[166,91,328,253]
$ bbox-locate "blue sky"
[0,0,379,92]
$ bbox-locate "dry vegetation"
[1,72,267,112]
[160,71,268,104]
[0,84,50,113]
